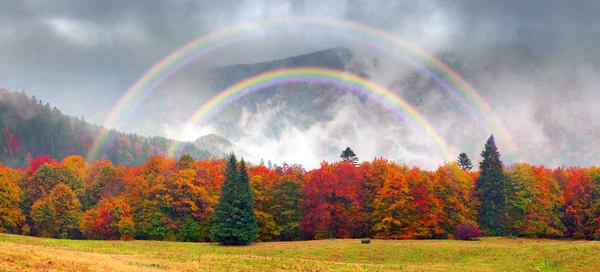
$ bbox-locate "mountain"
[123,36,600,168]
[194,133,251,159]
[10,30,600,169]
[0,89,217,167]
[129,47,372,140]
[212,47,356,81]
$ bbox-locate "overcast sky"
[2,0,600,168]
[1,0,598,118]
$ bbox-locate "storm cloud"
[2,0,600,169]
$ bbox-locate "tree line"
[1,136,599,243]
[0,89,211,168]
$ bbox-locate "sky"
[2,0,600,169]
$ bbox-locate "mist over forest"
[2,0,600,169]
[4,3,600,268]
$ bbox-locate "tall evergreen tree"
[475,135,508,236]
[210,154,257,245]
[340,147,359,166]
[237,159,257,240]
[457,153,474,171]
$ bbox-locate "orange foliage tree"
[0,163,24,233]
[433,162,477,237]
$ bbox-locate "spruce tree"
[475,135,508,236]
[457,152,474,171]
[237,159,258,241]
[340,147,359,165]
[210,154,257,245]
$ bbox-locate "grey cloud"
[2,0,600,168]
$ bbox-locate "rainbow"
[168,67,452,160]
[88,17,518,162]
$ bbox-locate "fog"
[2,0,600,169]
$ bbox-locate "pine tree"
[340,147,359,166]
[457,153,474,171]
[210,154,257,245]
[237,159,258,240]
[475,135,508,236]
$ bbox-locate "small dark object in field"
[454,221,482,240]
[361,238,371,244]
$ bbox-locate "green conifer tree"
[340,147,359,166]
[475,135,508,236]
[210,153,257,245]
[457,152,474,171]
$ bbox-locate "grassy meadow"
[0,234,599,271]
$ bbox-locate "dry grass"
[0,234,599,271]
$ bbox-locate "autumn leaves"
[1,143,600,241]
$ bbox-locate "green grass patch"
[0,234,598,271]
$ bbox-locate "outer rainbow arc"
[168,67,452,162]
[88,16,517,162]
[344,19,518,159]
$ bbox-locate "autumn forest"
[1,134,600,243]
[1,90,600,244]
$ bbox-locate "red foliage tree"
[2,126,20,155]
[28,155,58,175]
[564,167,595,239]
[80,198,133,240]
[301,161,363,239]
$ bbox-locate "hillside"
[131,47,368,139]
[0,89,218,167]
[127,38,600,168]
[5,39,600,168]
[193,133,252,158]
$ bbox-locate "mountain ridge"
[0,89,230,167]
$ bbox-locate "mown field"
[0,234,599,271]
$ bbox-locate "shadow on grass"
[209,241,256,247]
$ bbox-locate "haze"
[2,0,600,169]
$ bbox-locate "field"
[0,234,599,271]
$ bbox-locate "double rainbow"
[167,67,452,160]
[88,17,517,163]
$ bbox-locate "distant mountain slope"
[0,89,217,167]
[194,133,252,158]
[212,47,355,80]
[127,47,365,128]
[111,36,600,168]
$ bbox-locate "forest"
[0,89,212,168]
[1,89,599,243]
[1,134,599,243]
